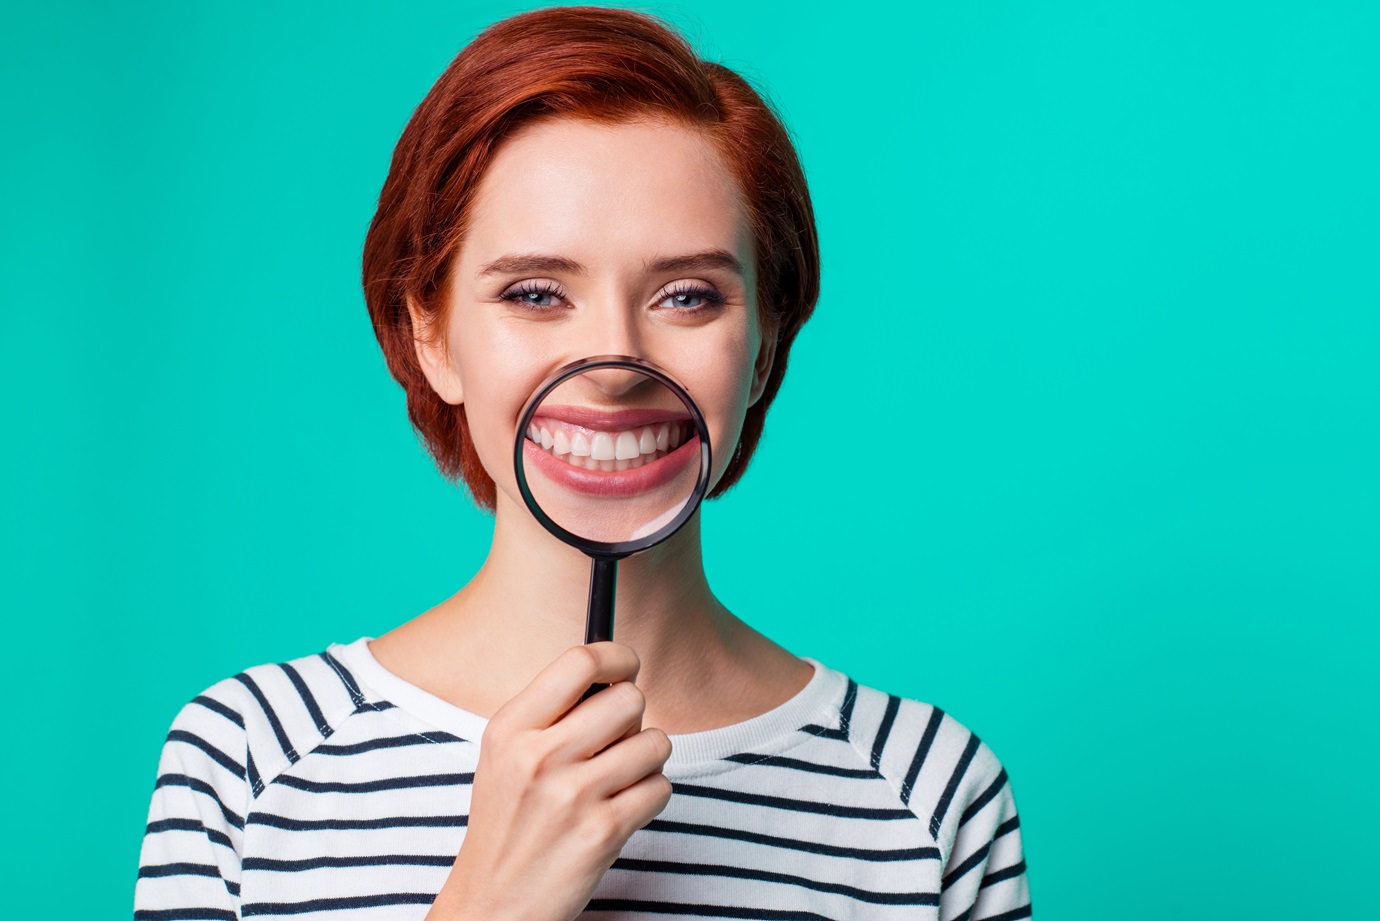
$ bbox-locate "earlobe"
[405,296,465,405]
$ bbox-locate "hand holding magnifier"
[513,356,712,701]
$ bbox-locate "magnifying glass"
[513,355,712,701]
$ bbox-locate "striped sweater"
[135,637,1032,920]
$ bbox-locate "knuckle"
[545,775,580,814]
[613,679,645,710]
[511,736,554,780]
[646,728,672,762]
[566,644,602,683]
[481,723,521,764]
[645,774,673,813]
[600,641,639,678]
[591,804,626,849]
[483,711,512,744]
[511,751,540,784]
[528,737,563,777]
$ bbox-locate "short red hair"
[362,5,820,510]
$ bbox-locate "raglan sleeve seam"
[936,737,1032,921]
[134,681,250,921]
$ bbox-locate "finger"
[607,770,674,833]
[581,727,672,799]
[498,642,640,730]
[547,680,645,761]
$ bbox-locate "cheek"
[449,327,550,495]
[675,329,758,486]
[462,378,519,492]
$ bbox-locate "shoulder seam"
[838,686,944,851]
[252,693,361,795]
[242,650,368,797]
[316,647,460,747]
[251,649,466,797]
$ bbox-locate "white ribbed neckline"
[330,636,847,776]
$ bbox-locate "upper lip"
[530,405,693,429]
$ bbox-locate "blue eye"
[500,281,725,313]
[660,284,725,312]
[501,282,565,309]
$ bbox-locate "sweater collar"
[330,636,848,776]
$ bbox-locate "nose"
[569,291,644,364]
[574,366,658,400]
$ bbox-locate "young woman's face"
[413,116,775,523]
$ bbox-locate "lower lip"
[522,434,701,498]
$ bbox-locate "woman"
[135,7,1032,920]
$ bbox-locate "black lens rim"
[512,355,713,559]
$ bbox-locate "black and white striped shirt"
[135,637,1032,920]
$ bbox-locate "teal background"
[3,1,1376,917]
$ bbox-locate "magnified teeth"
[615,431,640,460]
[528,419,692,470]
[591,432,616,461]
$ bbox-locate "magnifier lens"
[517,366,703,548]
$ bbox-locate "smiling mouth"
[525,417,693,471]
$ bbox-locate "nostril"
[579,368,648,397]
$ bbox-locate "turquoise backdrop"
[3,1,1376,917]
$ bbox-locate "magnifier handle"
[579,556,618,702]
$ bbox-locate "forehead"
[458,117,751,274]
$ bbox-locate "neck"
[481,490,730,665]
[382,489,771,726]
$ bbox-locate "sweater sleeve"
[134,689,249,921]
[937,739,1032,921]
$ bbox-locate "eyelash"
[499,281,726,314]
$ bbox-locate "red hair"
[362,5,820,510]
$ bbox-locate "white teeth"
[591,431,616,461]
[615,430,640,460]
[530,419,692,470]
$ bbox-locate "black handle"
[579,555,618,703]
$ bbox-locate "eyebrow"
[476,249,744,279]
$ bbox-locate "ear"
[747,317,779,408]
[405,295,464,405]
